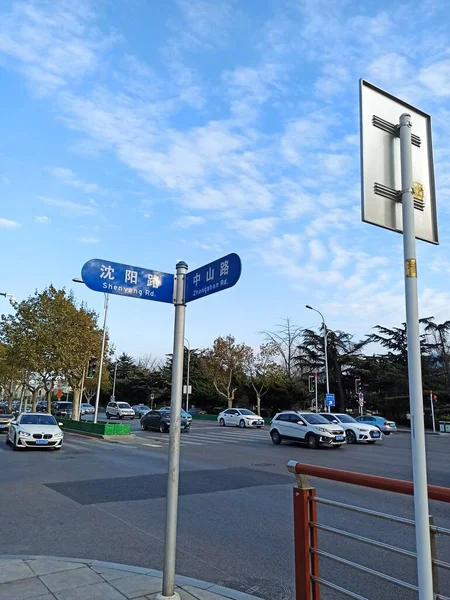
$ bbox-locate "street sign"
[150,393,155,401]
[358,392,364,402]
[358,399,364,407]
[183,385,192,395]
[81,258,174,303]
[360,79,438,244]
[325,393,335,407]
[56,389,63,399]
[110,395,115,402]
[185,253,241,303]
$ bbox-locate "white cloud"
[40,196,97,216]
[35,215,49,224]
[49,167,100,193]
[232,217,277,238]
[368,53,412,83]
[419,60,450,97]
[0,218,21,229]
[309,239,327,262]
[77,235,99,244]
[173,215,206,228]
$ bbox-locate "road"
[1,421,449,600]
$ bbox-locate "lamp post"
[112,360,118,399]
[185,338,190,413]
[306,305,330,411]
[72,278,109,423]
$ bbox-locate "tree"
[422,317,450,390]
[245,344,284,415]
[0,286,106,420]
[204,335,252,408]
[262,318,303,383]
[298,327,369,411]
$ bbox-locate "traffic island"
[59,419,132,439]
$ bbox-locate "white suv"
[270,411,346,449]
[106,401,135,420]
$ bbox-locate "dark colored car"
[36,401,48,412]
[0,406,15,433]
[53,402,73,418]
[140,409,190,433]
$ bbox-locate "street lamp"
[72,278,109,423]
[185,338,190,413]
[305,305,330,410]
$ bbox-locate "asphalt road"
[1,422,449,600]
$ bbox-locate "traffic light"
[87,357,97,378]
[309,375,315,393]
[355,378,361,394]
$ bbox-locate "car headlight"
[358,428,369,432]
[316,427,329,433]
[18,430,31,437]
[54,432,63,437]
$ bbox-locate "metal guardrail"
[287,461,450,600]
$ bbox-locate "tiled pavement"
[0,557,262,600]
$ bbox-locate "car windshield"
[118,403,131,409]
[238,409,255,416]
[301,413,331,425]
[20,415,57,425]
[181,410,189,417]
[335,414,357,424]
[0,407,13,415]
[81,404,92,408]
[58,403,72,408]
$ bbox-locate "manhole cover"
[251,462,275,467]
[217,578,292,600]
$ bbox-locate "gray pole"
[429,392,436,434]
[399,112,433,600]
[78,365,86,421]
[314,370,318,413]
[112,361,118,398]
[94,294,109,424]
[158,261,187,600]
[185,340,190,413]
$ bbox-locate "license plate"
[256,421,263,425]
[36,439,48,445]
[335,436,344,441]
[0,425,5,429]
[372,432,380,437]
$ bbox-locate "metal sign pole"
[94,294,109,424]
[159,261,187,600]
[314,370,318,413]
[78,365,86,420]
[429,391,436,434]
[399,112,434,600]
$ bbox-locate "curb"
[0,555,262,600]
[64,430,136,441]
[396,429,444,436]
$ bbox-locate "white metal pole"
[159,261,187,600]
[112,361,118,398]
[78,366,86,421]
[314,370,318,413]
[94,294,109,424]
[186,343,190,413]
[323,325,330,412]
[429,391,436,434]
[399,112,434,600]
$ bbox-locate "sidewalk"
[0,556,262,600]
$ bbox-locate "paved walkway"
[0,556,262,600]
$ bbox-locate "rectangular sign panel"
[325,393,335,407]
[81,259,174,303]
[360,79,438,244]
[185,253,241,303]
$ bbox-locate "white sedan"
[218,409,265,428]
[6,413,64,450]
[319,412,382,444]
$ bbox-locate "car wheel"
[239,419,246,428]
[384,431,391,435]
[346,430,357,444]
[141,422,147,431]
[306,434,319,450]
[118,415,123,420]
[219,418,225,427]
[270,430,282,445]
[159,422,168,433]
[5,434,11,445]
[105,412,110,419]
[131,417,134,420]
[12,434,20,451]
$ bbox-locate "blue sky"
[1,0,450,359]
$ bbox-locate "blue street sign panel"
[325,393,335,407]
[185,253,242,303]
[81,259,174,303]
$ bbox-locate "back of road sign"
[359,79,438,244]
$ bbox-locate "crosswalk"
[137,426,271,449]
